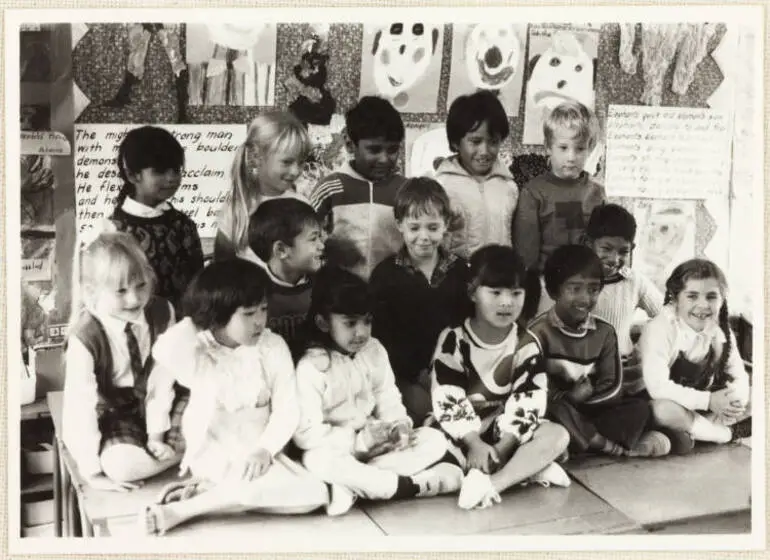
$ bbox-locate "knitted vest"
[70,296,171,399]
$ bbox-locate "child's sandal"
[141,504,166,536]
[156,479,204,505]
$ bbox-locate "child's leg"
[547,398,623,455]
[143,455,328,535]
[591,398,670,457]
[650,399,732,444]
[367,427,447,476]
[396,380,433,427]
[100,443,180,483]
[489,422,569,494]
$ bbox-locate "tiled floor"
[24,440,754,538]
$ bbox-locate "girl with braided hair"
[638,259,752,454]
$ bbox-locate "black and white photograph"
[5,4,765,554]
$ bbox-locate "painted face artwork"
[397,208,448,262]
[526,31,595,120]
[553,273,602,328]
[464,23,522,90]
[328,313,373,354]
[214,301,269,348]
[674,277,723,333]
[371,22,441,108]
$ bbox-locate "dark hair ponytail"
[712,300,734,388]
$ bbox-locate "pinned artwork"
[446,23,526,115]
[284,33,336,125]
[404,123,452,178]
[632,199,697,291]
[186,23,277,106]
[360,22,444,113]
[523,24,600,145]
[21,154,55,230]
[296,114,349,199]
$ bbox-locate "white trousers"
[302,427,447,500]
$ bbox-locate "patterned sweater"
[523,309,623,406]
[110,196,204,313]
[512,171,606,271]
[308,161,407,278]
[430,320,547,445]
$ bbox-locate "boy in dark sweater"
[370,177,470,425]
[248,198,325,358]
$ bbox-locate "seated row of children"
[62,91,751,535]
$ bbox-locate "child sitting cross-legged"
[430,245,572,511]
[530,245,671,459]
[293,264,464,516]
[370,177,470,425]
[141,260,328,535]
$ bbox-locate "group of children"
[62,91,752,535]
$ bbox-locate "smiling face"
[256,148,304,196]
[397,207,447,262]
[328,313,373,354]
[213,301,269,348]
[553,273,602,328]
[90,276,153,323]
[455,121,501,177]
[674,278,723,332]
[350,137,401,182]
[128,167,182,207]
[284,222,326,275]
[590,236,633,279]
[546,127,590,180]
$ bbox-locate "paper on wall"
[73,124,246,239]
[605,105,731,199]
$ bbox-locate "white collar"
[122,196,171,218]
[253,255,309,288]
[663,305,726,346]
[92,308,149,333]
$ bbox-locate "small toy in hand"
[284,34,336,125]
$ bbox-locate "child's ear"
[343,132,356,155]
[314,313,330,333]
[124,169,141,186]
[273,240,291,260]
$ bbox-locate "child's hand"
[567,376,594,404]
[147,439,175,462]
[465,438,500,474]
[356,420,392,452]
[709,388,744,417]
[388,419,412,451]
[241,448,273,481]
[86,473,142,492]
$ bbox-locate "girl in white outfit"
[293,264,464,515]
[142,259,328,535]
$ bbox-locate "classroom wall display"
[446,23,526,116]
[523,23,600,145]
[282,29,336,125]
[186,23,277,107]
[295,114,348,199]
[404,123,451,178]
[604,104,730,199]
[73,124,246,239]
[20,27,51,82]
[631,199,697,292]
[359,22,445,113]
[21,155,56,231]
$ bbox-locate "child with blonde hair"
[142,259,328,535]
[214,111,312,262]
[63,232,185,491]
[640,259,751,453]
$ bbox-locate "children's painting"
[523,24,600,145]
[295,114,348,199]
[359,22,444,113]
[446,23,526,116]
[283,30,337,125]
[632,199,697,291]
[186,23,277,106]
[404,123,452,178]
[21,154,55,230]
[20,28,51,82]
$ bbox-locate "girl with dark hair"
[639,259,751,453]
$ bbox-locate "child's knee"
[100,444,153,482]
[302,448,341,478]
[537,421,570,452]
[412,427,448,458]
[650,399,691,428]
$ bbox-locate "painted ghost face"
[371,22,440,108]
[527,31,595,117]
[464,24,522,90]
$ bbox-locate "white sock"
[690,414,731,443]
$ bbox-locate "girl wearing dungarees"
[638,259,751,454]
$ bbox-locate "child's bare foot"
[141,503,183,536]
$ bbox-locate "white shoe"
[414,463,464,498]
[326,484,356,516]
[527,462,571,488]
[457,469,501,510]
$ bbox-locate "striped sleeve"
[309,176,344,216]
